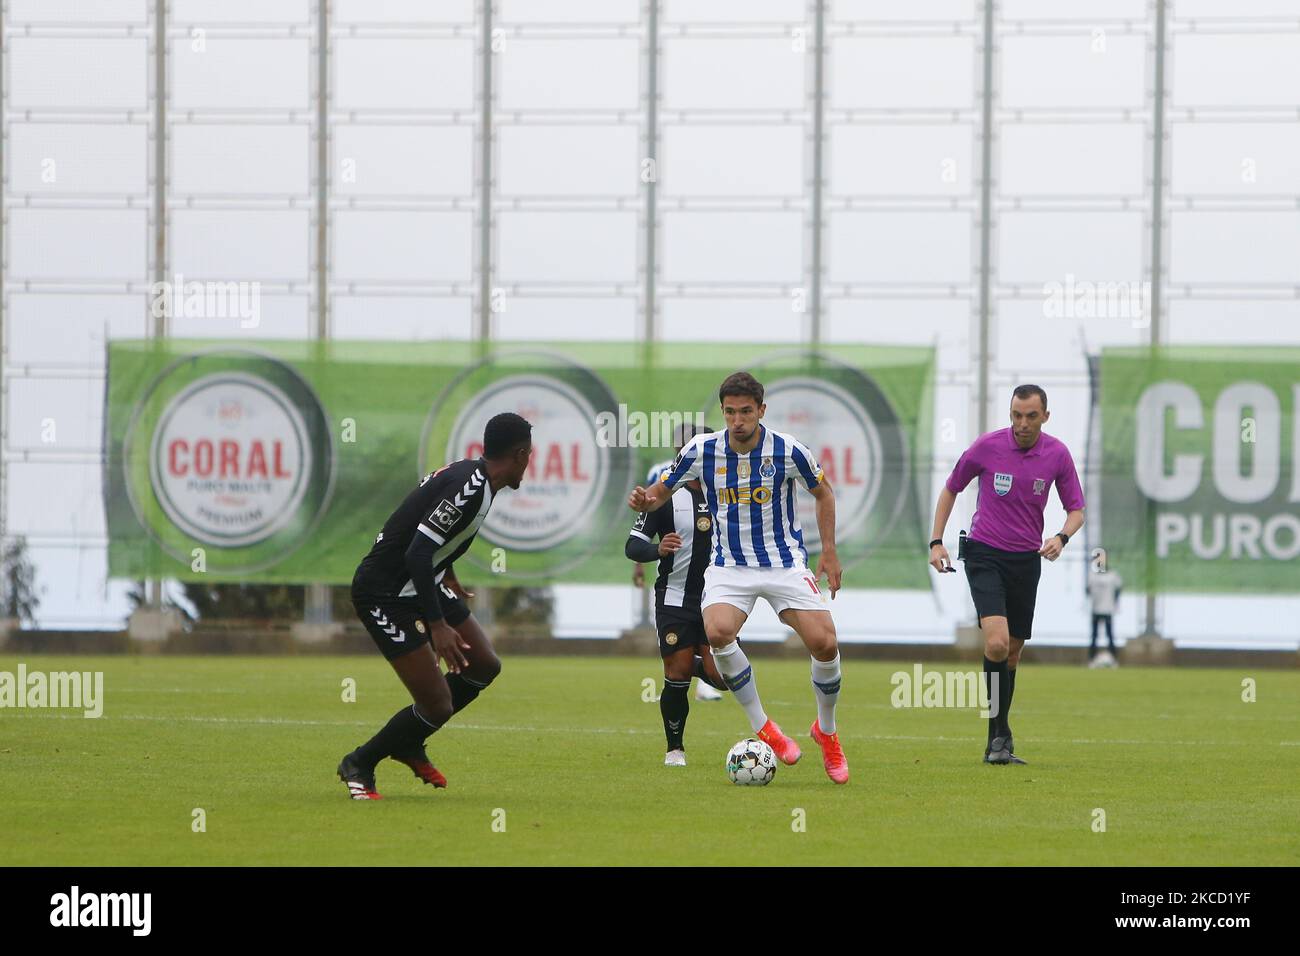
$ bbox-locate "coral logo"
[149,372,311,547]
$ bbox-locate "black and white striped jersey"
[628,482,711,611]
[351,457,494,604]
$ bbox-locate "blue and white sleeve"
[789,439,825,491]
[661,436,704,490]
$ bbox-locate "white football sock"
[811,654,841,734]
[713,642,768,733]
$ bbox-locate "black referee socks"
[983,656,1011,741]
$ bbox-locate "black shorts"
[654,603,706,658]
[962,539,1042,640]
[353,583,470,661]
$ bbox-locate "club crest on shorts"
[665,632,678,646]
[760,456,775,479]
[994,472,1013,496]
[1033,478,1046,496]
[415,619,426,634]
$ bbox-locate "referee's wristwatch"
[1056,532,1070,546]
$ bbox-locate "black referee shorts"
[351,584,471,661]
[962,538,1043,640]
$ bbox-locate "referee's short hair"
[483,412,532,459]
[1011,383,1048,410]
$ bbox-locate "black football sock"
[692,656,728,691]
[661,678,690,751]
[354,704,441,767]
[983,656,1010,744]
[1005,666,1017,738]
[447,672,489,715]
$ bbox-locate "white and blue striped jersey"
[646,458,673,489]
[660,424,825,569]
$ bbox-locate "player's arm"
[790,439,840,597]
[1039,451,1086,562]
[809,480,841,598]
[931,445,979,573]
[408,474,480,670]
[624,504,681,562]
[1040,508,1085,562]
[629,437,703,513]
[442,563,473,601]
[628,479,672,514]
[403,533,469,672]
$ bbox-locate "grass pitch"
[2,654,1297,866]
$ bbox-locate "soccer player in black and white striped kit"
[626,425,728,765]
[338,413,532,800]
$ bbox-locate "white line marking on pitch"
[9,712,1299,747]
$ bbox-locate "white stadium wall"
[2,1,1298,648]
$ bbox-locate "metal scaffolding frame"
[0,1,1297,635]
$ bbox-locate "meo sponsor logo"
[717,486,773,505]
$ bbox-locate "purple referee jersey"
[945,428,1085,553]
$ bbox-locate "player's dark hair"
[673,420,707,452]
[483,412,532,459]
[719,371,764,407]
[1011,384,1048,411]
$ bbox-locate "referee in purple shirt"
[928,385,1086,765]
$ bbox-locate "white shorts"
[701,564,829,617]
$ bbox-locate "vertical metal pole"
[809,0,826,347]
[0,6,7,551]
[1143,0,1168,637]
[154,0,167,338]
[636,1,660,626]
[643,0,659,344]
[307,0,332,625]
[976,0,995,437]
[317,0,329,341]
[476,1,496,629]
[149,0,168,606]
[477,1,494,344]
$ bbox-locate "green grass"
[2,654,1297,866]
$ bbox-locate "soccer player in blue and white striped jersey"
[627,372,849,783]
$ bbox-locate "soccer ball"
[726,738,777,786]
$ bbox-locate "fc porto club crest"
[994,472,1013,496]
[1033,478,1046,496]
[759,456,776,479]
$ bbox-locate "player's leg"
[997,556,1039,763]
[703,571,799,762]
[704,601,758,726]
[693,642,727,691]
[342,599,454,797]
[979,614,1013,761]
[661,646,697,764]
[1004,635,1026,760]
[776,575,847,784]
[963,545,1014,762]
[1089,613,1101,660]
[379,642,459,788]
[1104,614,1117,657]
[444,609,502,716]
